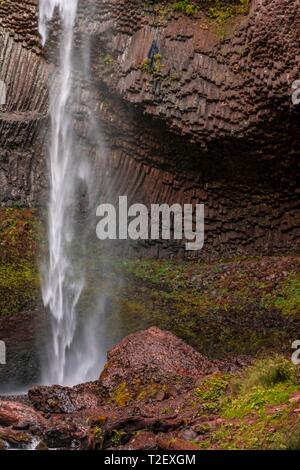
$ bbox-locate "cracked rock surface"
[0,0,299,258]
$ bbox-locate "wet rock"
[0,328,273,450]
[0,400,45,430]
[44,420,80,449]
[0,426,33,449]
[29,382,103,414]
[6,327,216,449]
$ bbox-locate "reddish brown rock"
[0,427,33,449]
[119,430,158,450]
[0,399,46,449]
[157,436,200,451]
[28,381,104,414]
[100,326,217,393]
[0,400,45,429]
[0,0,299,259]
[0,328,242,449]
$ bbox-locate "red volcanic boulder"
[0,399,46,449]
[100,327,217,393]
[0,400,45,429]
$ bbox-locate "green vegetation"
[235,356,298,390]
[119,256,300,358]
[273,274,300,317]
[195,372,229,413]
[91,426,104,449]
[224,383,296,420]
[1,209,300,449]
[285,425,300,450]
[1,208,300,361]
[206,0,249,37]
[261,272,300,318]
[171,0,199,16]
[207,0,249,23]
[148,0,199,17]
[148,0,250,20]
[140,53,163,77]
[193,357,300,449]
[0,208,41,316]
[102,53,115,67]
[0,262,39,316]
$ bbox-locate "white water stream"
[39,0,105,385]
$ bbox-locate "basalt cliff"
[0,0,299,259]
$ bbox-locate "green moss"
[0,208,42,264]
[195,372,229,413]
[149,0,249,22]
[195,357,300,450]
[222,356,298,419]
[261,272,300,318]
[223,383,297,419]
[0,262,39,316]
[273,274,300,317]
[206,0,250,37]
[171,0,199,16]
[208,0,249,21]
[0,208,42,316]
[137,383,166,401]
[148,0,199,17]
[119,256,300,358]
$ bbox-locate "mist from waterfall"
[38,0,110,386]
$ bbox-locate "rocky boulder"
[100,326,217,395]
[0,327,219,449]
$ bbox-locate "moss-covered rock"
[0,208,41,316]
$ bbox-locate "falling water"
[38,0,101,385]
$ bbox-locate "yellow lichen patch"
[112,382,131,406]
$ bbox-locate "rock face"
[0,0,299,258]
[0,0,49,205]
[0,327,218,450]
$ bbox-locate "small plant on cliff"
[103,53,114,66]
[140,53,163,78]
[92,426,104,450]
[147,0,199,17]
[171,0,199,16]
[207,0,249,23]
[206,0,250,38]
[111,429,127,446]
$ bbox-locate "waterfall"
[38,0,104,385]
